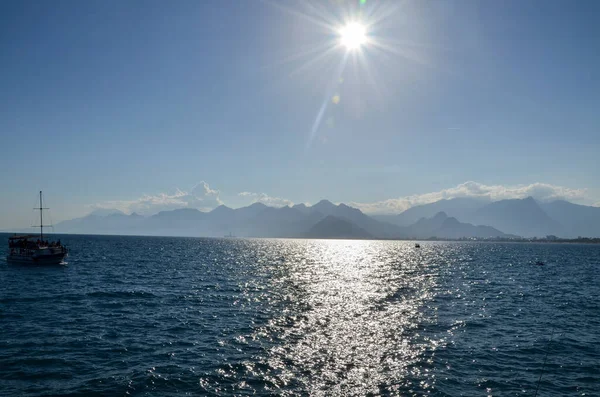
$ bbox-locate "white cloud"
[89,181,223,215]
[350,181,588,214]
[238,192,293,207]
[87,180,594,217]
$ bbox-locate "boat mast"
[35,190,49,241]
[39,191,43,240]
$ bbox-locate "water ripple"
[1,235,599,396]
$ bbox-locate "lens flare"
[263,0,418,148]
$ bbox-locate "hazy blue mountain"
[390,196,580,237]
[233,202,269,220]
[53,200,405,238]
[143,208,207,236]
[52,196,599,239]
[198,205,235,235]
[308,201,406,238]
[370,214,399,224]
[89,208,126,217]
[471,197,561,237]
[540,200,600,237]
[407,212,451,238]
[101,213,145,234]
[305,215,372,239]
[238,202,405,238]
[292,203,311,214]
[202,202,272,236]
[434,216,510,239]
[55,212,144,235]
[392,198,488,226]
[403,211,510,239]
[240,206,323,237]
[207,205,235,219]
[310,199,338,215]
[54,214,103,234]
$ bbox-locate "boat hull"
[7,252,67,265]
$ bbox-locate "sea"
[0,234,598,396]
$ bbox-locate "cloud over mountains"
[238,192,294,207]
[89,181,223,215]
[350,181,588,214]
[87,180,591,217]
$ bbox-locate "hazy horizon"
[2,180,600,229]
[2,0,599,228]
[56,182,600,218]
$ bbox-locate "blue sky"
[1,0,599,227]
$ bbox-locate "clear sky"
[1,0,599,228]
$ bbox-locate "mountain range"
[375,197,600,238]
[45,195,600,239]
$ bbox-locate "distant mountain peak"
[89,208,125,217]
[407,212,508,239]
[154,207,203,218]
[211,204,233,213]
[107,212,127,218]
[473,195,559,237]
[305,215,372,239]
[173,207,202,213]
[441,216,460,226]
[433,211,448,219]
[311,199,337,211]
[248,202,267,209]
[393,197,489,227]
[292,203,311,215]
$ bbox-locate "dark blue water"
[1,235,599,396]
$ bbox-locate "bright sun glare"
[339,22,367,50]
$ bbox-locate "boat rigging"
[6,191,68,265]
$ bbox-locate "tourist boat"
[415,243,420,248]
[6,191,67,265]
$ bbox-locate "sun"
[339,22,367,51]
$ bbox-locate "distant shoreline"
[412,237,600,244]
[1,232,599,244]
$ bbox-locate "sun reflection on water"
[248,240,443,395]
